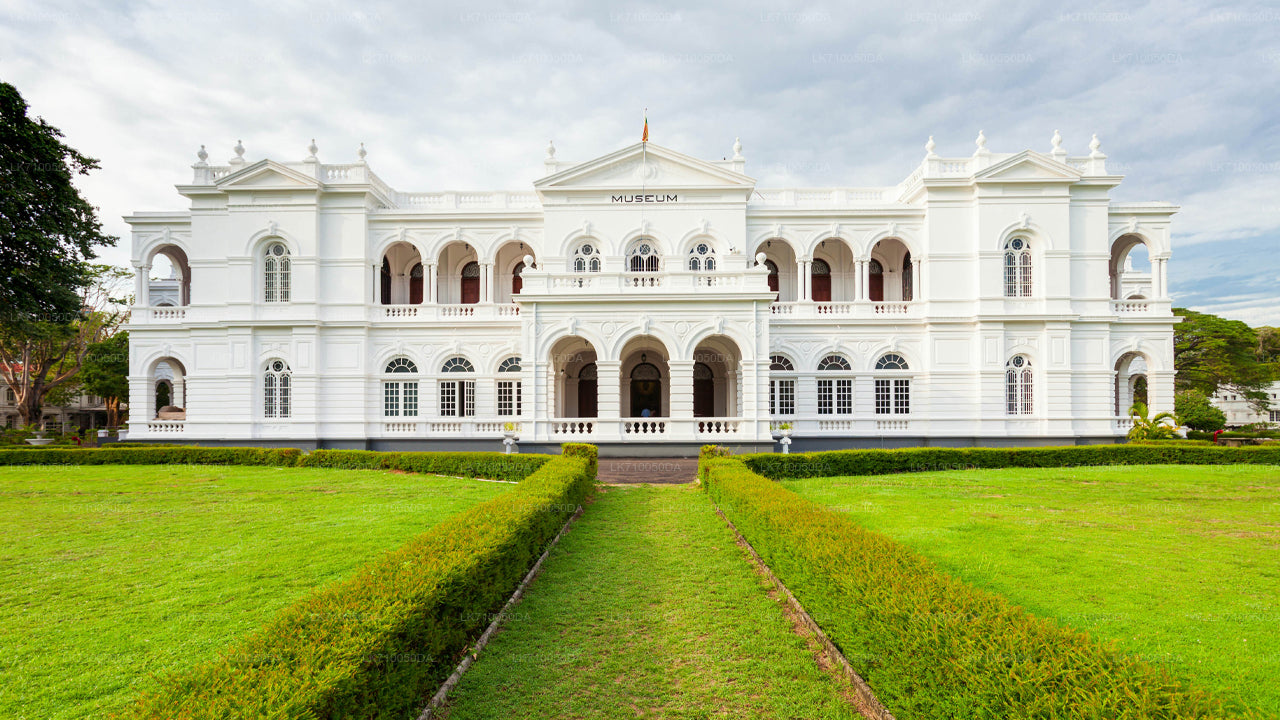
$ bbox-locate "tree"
[1127,402,1178,441]
[0,82,116,325]
[80,331,130,427]
[0,265,130,427]
[1174,390,1226,432]
[1173,308,1274,412]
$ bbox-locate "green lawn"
[0,464,509,720]
[445,484,860,719]
[783,464,1280,716]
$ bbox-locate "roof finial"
[306,138,319,161]
[546,139,556,159]
[1052,129,1062,150]
[230,139,245,165]
[925,135,937,158]
[975,129,987,151]
[357,142,367,163]
[1089,133,1103,158]
[196,145,208,164]
[731,137,744,162]
[1050,129,1067,161]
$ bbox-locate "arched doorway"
[754,239,798,301]
[1109,234,1153,300]
[150,358,187,420]
[868,259,884,301]
[409,264,424,304]
[380,258,392,304]
[811,259,832,302]
[460,261,480,304]
[577,362,598,417]
[630,361,662,417]
[512,261,525,296]
[693,362,714,417]
[869,237,911,301]
[1114,353,1151,415]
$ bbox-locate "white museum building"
[124,132,1177,453]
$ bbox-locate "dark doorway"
[902,252,913,301]
[380,258,392,305]
[693,362,714,417]
[811,259,832,302]
[461,261,480,304]
[409,263,423,304]
[869,259,884,301]
[577,363,598,418]
[512,261,524,296]
[629,362,662,417]
[765,260,779,295]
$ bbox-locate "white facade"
[1212,383,1280,428]
[124,133,1177,451]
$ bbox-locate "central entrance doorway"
[693,362,714,417]
[577,362,598,418]
[630,362,662,417]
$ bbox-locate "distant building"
[1211,383,1280,428]
[1,386,116,432]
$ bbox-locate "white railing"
[622,419,667,435]
[521,269,770,296]
[373,304,520,322]
[384,305,419,318]
[816,420,855,431]
[1112,299,1151,314]
[150,308,187,320]
[393,191,541,210]
[384,422,419,433]
[873,302,911,315]
[695,419,741,435]
[769,301,920,318]
[1115,417,1134,431]
[147,420,185,433]
[876,419,910,431]
[551,419,594,435]
[750,188,891,206]
[815,302,855,316]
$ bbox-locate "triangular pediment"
[535,143,755,192]
[974,151,1081,182]
[215,160,322,190]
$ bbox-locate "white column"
[426,263,437,303]
[798,259,811,301]
[1157,258,1168,299]
[912,258,923,301]
[596,360,621,419]
[668,360,694,418]
[853,260,863,300]
[136,263,151,307]
[861,260,870,300]
[482,262,494,303]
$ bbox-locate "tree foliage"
[1173,308,1274,412]
[80,330,130,427]
[0,265,130,427]
[1127,402,1178,441]
[1173,390,1226,432]
[0,81,116,325]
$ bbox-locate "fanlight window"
[385,357,418,374]
[811,259,831,276]
[441,357,475,373]
[875,353,909,371]
[1004,237,1033,297]
[693,362,713,380]
[769,354,795,372]
[461,261,480,278]
[688,243,716,271]
[817,354,852,371]
[263,360,291,418]
[263,242,291,303]
[498,357,522,373]
[628,240,660,272]
[574,243,601,273]
[1006,355,1034,414]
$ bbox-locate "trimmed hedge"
[0,446,302,466]
[701,456,1253,719]
[741,444,1280,480]
[298,449,548,482]
[560,442,598,479]
[130,449,596,719]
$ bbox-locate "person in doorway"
[640,408,652,418]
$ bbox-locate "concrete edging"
[416,504,584,720]
[713,504,897,720]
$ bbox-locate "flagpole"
[641,109,647,259]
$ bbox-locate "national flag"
[642,111,648,143]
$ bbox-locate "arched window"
[263,242,291,303]
[768,354,795,415]
[383,358,419,418]
[1004,237,1032,297]
[263,360,291,418]
[574,243,601,273]
[902,251,913,301]
[688,242,716,271]
[1006,356,1033,415]
[817,354,851,371]
[868,259,884,302]
[874,354,910,415]
[811,258,832,302]
[497,356,522,416]
[627,240,660,272]
[439,357,475,417]
[816,353,852,415]
[769,354,795,371]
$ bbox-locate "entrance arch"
[692,334,743,417]
[619,335,670,417]
[1115,352,1151,415]
[549,335,598,418]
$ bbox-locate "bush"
[130,453,595,719]
[700,456,1248,719]
[0,446,302,466]
[1128,439,1214,446]
[700,444,731,458]
[298,449,546,481]
[741,444,1280,480]
[559,442,598,479]
[1175,390,1227,432]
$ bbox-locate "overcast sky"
[3,0,1278,324]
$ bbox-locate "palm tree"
[1127,402,1178,441]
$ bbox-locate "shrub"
[298,449,546,481]
[0,446,301,466]
[700,444,731,458]
[700,456,1250,719]
[130,453,595,719]
[741,444,1280,480]
[559,442,598,479]
[1175,390,1227,432]
[1128,438,1214,446]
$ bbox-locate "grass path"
[0,464,507,720]
[784,464,1280,716]
[444,483,860,720]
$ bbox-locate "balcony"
[372,303,521,322]
[769,301,922,319]
[519,268,772,297]
[1111,298,1172,316]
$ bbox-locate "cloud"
[2,0,1276,324]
